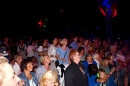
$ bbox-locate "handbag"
[55,60,59,68]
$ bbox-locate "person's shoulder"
[36,65,43,70]
[18,72,24,78]
[93,61,97,64]
[83,61,87,64]
[65,64,73,71]
[82,61,88,67]
[13,62,18,68]
[65,65,71,73]
[31,72,36,76]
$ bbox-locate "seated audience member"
[0,56,25,86]
[18,59,38,86]
[13,55,23,76]
[36,54,53,82]
[39,70,59,86]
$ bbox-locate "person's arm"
[105,67,115,78]
[64,69,74,86]
[96,78,107,83]
[13,65,19,76]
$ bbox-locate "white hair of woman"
[92,53,100,69]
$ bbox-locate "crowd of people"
[0,36,130,86]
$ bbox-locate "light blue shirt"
[69,41,78,50]
[36,65,53,81]
[56,46,70,65]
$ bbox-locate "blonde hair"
[60,38,67,46]
[0,56,8,85]
[40,70,59,86]
[100,57,108,67]
[40,54,49,64]
[14,54,23,61]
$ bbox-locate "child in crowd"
[98,68,108,86]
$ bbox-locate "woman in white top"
[48,37,58,74]
[13,55,23,76]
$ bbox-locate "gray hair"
[92,53,99,60]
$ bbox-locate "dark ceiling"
[0,0,130,40]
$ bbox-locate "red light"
[38,19,44,27]
[99,7,106,16]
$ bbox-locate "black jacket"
[64,62,88,86]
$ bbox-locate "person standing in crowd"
[48,37,58,74]
[56,38,70,86]
[64,50,88,86]
[17,39,27,59]
[100,57,116,86]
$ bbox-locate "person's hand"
[62,58,66,62]
[18,80,25,86]
[110,67,116,73]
